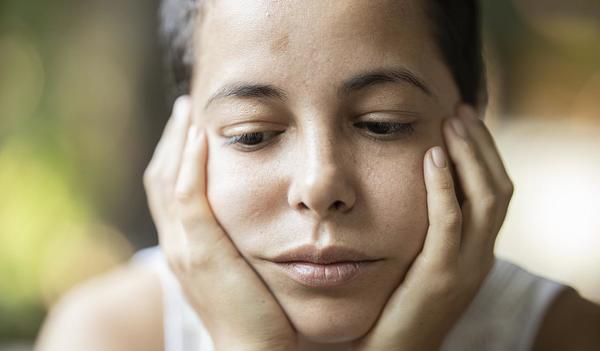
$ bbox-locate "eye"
[354,121,415,138]
[224,131,283,150]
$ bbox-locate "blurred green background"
[1,0,599,349]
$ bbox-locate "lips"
[269,244,382,288]
[271,244,380,264]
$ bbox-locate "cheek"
[358,150,429,263]
[205,139,283,247]
[206,136,432,255]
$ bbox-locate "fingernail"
[451,117,467,138]
[174,95,191,120]
[431,146,447,168]
[188,124,198,141]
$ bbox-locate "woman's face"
[192,0,460,344]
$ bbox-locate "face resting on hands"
[190,0,462,344]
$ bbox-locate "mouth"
[268,244,383,288]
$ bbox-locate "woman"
[36,0,600,350]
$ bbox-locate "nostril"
[331,200,345,211]
[298,200,345,212]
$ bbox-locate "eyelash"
[224,121,415,150]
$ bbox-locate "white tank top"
[131,246,566,351]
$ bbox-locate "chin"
[283,294,382,343]
[257,259,403,344]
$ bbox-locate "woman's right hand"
[143,96,297,351]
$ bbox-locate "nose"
[287,133,356,219]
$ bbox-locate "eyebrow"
[205,83,288,110]
[339,67,432,97]
[204,66,432,110]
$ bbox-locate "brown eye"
[229,132,264,145]
[354,121,415,136]
[225,131,283,150]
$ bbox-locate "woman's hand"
[143,96,296,351]
[353,105,514,351]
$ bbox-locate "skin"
[34,0,600,350]
[188,1,460,342]
[188,0,465,347]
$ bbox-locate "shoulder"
[35,262,164,351]
[444,259,598,350]
[533,286,600,351]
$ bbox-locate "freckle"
[271,33,289,53]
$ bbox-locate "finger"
[145,118,179,251]
[457,106,513,244]
[458,104,514,245]
[147,114,174,167]
[457,105,514,197]
[149,96,192,171]
[160,96,192,187]
[144,96,191,246]
[171,130,294,346]
[443,117,497,235]
[442,116,499,252]
[174,126,237,260]
[145,95,192,214]
[422,146,462,265]
[144,96,187,198]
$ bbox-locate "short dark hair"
[159,0,487,108]
[426,0,487,108]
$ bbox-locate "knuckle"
[186,251,211,272]
[460,139,478,160]
[504,181,515,198]
[437,174,455,192]
[167,247,213,275]
[143,167,157,187]
[175,187,195,203]
[178,208,215,238]
[192,210,214,226]
[166,250,188,275]
[478,191,498,212]
[187,243,222,271]
[160,173,176,187]
[441,208,462,229]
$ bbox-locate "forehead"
[200,0,423,43]
[193,0,454,106]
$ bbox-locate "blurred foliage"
[481,1,600,119]
[0,136,131,340]
[1,0,164,342]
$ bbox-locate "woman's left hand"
[352,105,515,351]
